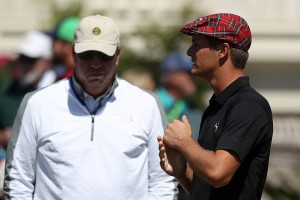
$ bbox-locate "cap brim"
[44,30,56,38]
[74,42,117,56]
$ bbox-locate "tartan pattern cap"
[180,13,252,51]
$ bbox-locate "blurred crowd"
[0,16,203,200]
[0,16,80,198]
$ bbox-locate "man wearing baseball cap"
[51,16,80,80]
[4,15,176,199]
[158,13,273,200]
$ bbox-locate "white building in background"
[0,0,300,148]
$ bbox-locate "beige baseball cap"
[74,15,120,56]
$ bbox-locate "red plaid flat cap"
[180,13,252,51]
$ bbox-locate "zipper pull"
[91,115,95,141]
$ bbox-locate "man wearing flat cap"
[4,15,176,199]
[158,13,273,200]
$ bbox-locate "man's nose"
[91,52,101,64]
[186,47,193,57]
[90,53,102,67]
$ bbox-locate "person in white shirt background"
[0,30,54,199]
[4,15,176,199]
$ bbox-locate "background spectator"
[156,51,202,140]
[50,16,80,80]
[156,51,203,200]
[0,30,54,198]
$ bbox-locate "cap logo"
[92,27,101,35]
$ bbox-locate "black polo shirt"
[190,76,273,200]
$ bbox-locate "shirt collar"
[71,73,118,102]
[209,76,250,106]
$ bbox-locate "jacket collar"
[70,73,118,105]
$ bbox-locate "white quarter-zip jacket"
[4,77,177,200]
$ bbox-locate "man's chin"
[86,75,104,83]
[88,80,103,87]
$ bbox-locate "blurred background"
[0,0,300,199]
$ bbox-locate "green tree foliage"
[119,3,199,73]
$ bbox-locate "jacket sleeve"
[147,98,178,200]
[4,93,38,199]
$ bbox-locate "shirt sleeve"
[147,97,178,200]
[4,93,38,199]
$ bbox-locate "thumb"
[182,115,192,136]
[182,115,191,127]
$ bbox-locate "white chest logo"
[214,122,220,133]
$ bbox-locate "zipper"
[91,114,95,141]
[69,76,117,142]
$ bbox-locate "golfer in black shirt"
[158,13,273,200]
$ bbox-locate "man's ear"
[72,45,77,63]
[218,43,230,67]
[219,43,230,58]
[115,47,121,66]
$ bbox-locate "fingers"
[182,115,192,136]
[157,136,164,148]
[157,135,162,142]
[167,118,187,132]
[157,136,165,157]
[158,137,169,170]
